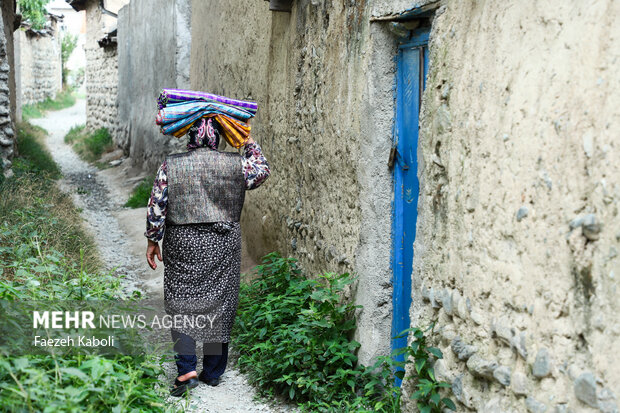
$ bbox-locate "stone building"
[116,0,191,169]
[185,0,619,412]
[0,0,17,178]
[66,0,128,134]
[14,14,63,108]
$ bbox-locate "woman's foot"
[177,371,198,381]
[170,371,199,397]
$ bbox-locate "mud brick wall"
[403,1,620,412]
[185,1,620,412]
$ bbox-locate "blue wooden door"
[391,28,429,387]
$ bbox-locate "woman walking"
[144,112,270,397]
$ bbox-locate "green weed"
[64,125,114,164]
[124,176,155,208]
[14,122,60,179]
[64,124,86,144]
[232,253,456,412]
[0,122,169,411]
[232,253,401,412]
[392,326,456,413]
[21,104,43,120]
[83,128,112,158]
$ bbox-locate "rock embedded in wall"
[0,10,15,178]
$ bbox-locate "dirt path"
[30,101,298,413]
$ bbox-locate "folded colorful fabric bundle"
[156,89,257,148]
[158,88,258,115]
[157,100,253,148]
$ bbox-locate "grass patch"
[0,122,169,411]
[21,104,43,120]
[124,176,155,208]
[64,124,85,144]
[22,89,76,121]
[64,125,114,164]
[14,122,61,179]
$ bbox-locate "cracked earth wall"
[403,1,620,412]
[187,1,620,411]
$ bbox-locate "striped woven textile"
[158,88,258,115]
[156,101,253,148]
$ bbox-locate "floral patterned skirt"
[162,222,241,343]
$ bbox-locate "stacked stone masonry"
[0,6,15,177]
[84,44,118,134]
[15,29,62,106]
[81,0,120,137]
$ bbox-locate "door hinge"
[388,147,409,170]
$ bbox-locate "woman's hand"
[146,239,162,270]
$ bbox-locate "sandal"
[170,376,199,397]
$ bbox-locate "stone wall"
[0,0,16,178]
[402,1,620,412]
[189,0,412,368]
[83,1,118,135]
[14,28,62,106]
[116,0,191,170]
[185,1,620,411]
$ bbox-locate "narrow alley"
[30,99,298,412]
[1,0,619,412]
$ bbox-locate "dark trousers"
[171,329,229,378]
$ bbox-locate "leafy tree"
[61,33,78,85]
[17,0,51,30]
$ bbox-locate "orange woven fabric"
[170,113,250,148]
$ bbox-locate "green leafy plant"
[17,0,50,30]
[0,122,169,411]
[232,252,403,412]
[392,325,456,413]
[124,176,156,208]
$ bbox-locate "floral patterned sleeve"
[144,160,168,242]
[242,141,270,190]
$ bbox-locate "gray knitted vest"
[165,147,245,225]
